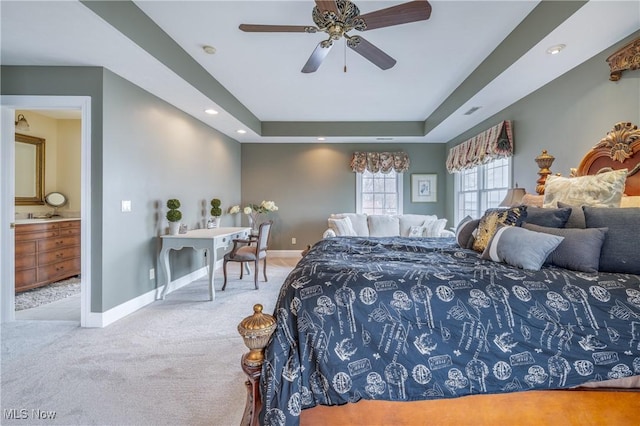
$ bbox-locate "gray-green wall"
[445,31,640,222]
[241,143,447,250]
[2,66,242,312]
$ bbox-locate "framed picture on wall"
[411,174,437,202]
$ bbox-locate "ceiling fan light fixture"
[546,44,566,55]
[15,113,30,131]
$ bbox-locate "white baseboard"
[84,266,209,328]
[84,253,296,327]
[268,250,302,257]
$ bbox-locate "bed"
[238,122,640,426]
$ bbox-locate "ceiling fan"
[239,0,432,73]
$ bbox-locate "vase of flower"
[208,198,222,228]
[230,201,279,235]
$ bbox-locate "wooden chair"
[222,221,272,290]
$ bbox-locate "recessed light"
[317,137,326,141]
[546,44,566,55]
[203,45,216,55]
[236,129,247,134]
[204,109,218,115]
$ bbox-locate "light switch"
[121,200,132,212]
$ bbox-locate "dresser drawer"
[37,235,80,252]
[15,268,37,292]
[15,222,59,234]
[37,257,80,283]
[38,247,79,266]
[16,254,36,270]
[16,241,36,256]
[59,220,80,229]
[58,227,80,237]
[16,228,59,241]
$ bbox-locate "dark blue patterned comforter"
[260,237,640,425]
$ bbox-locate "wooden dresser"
[15,219,81,293]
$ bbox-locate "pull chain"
[344,39,347,73]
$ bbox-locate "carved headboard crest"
[575,121,640,195]
[594,121,640,163]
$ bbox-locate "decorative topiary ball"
[167,199,181,209]
[210,198,222,217]
[166,209,182,222]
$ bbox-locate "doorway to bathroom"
[1,95,92,327]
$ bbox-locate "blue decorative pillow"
[583,206,640,274]
[522,206,571,228]
[482,225,564,271]
[523,223,607,273]
[455,216,479,249]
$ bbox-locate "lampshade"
[499,186,526,207]
[15,114,30,131]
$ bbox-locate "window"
[454,157,510,224]
[356,170,403,215]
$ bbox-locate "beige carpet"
[1,257,298,426]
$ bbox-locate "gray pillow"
[523,223,607,273]
[558,202,586,228]
[455,216,479,249]
[522,206,571,228]
[482,225,564,271]
[583,206,640,274]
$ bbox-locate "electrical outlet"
[292,237,297,245]
[149,268,155,280]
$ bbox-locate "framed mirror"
[15,133,46,205]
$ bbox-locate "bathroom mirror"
[15,133,45,205]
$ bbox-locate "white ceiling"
[2,1,639,143]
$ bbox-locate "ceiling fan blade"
[302,42,333,73]
[315,1,339,15]
[347,36,396,70]
[356,1,432,31]
[239,24,313,33]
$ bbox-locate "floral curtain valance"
[446,120,514,173]
[350,151,410,173]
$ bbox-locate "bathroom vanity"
[15,218,80,293]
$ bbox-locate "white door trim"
[0,95,92,327]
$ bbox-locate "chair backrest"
[256,221,272,252]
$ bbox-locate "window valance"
[350,151,410,173]
[446,120,514,173]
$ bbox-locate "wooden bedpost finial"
[238,304,276,367]
[535,150,555,195]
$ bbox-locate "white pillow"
[399,214,437,236]
[328,216,356,236]
[542,169,627,208]
[330,213,369,236]
[424,218,447,237]
[368,215,400,237]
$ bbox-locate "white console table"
[158,227,250,301]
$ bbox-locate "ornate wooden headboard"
[574,121,640,195]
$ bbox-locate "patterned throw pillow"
[472,206,527,252]
[408,225,426,237]
[542,169,627,208]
